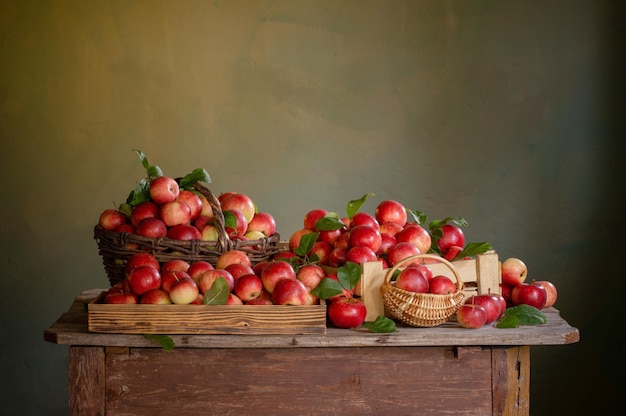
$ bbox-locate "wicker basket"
[380,253,466,327]
[94,182,281,286]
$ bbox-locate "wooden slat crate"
[361,251,500,321]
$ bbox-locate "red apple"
[379,221,404,238]
[223,209,248,237]
[345,245,378,265]
[160,200,192,227]
[328,297,367,329]
[252,261,270,277]
[136,217,167,238]
[386,242,421,267]
[511,282,547,309]
[428,275,457,294]
[272,278,309,305]
[127,265,162,296]
[375,200,407,227]
[140,289,172,304]
[218,191,236,203]
[198,195,215,219]
[500,283,515,307]
[149,176,180,204]
[394,267,429,293]
[442,245,464,261]
[225,263,255,280]
[177,190,203,220]
[465,294,501,324]
[125,252,160,274]
[130,201,160,227]
[169,276,200,305]
[261,260,297,293]
[325,273,354,302]
[196,269,235,294]
[327,247,347,268]
[411,264,433,281]
[114,223,135,234]
[288,228,316,252]
[296,264,326,290]
[187,261,214,281]
[308,240,332,265]
[436,224,465,256]
[491,291,508,318]
[166,224,201,240]
[378,233,397,255]
[246,212,277,237]
[227,293,244,305]
[161,259,191,273]
[318,228,344,245]
[98,208,128,231]
[348,225,382,253]
[220,192,256,223]
[533,280,558,308]
[103,290,137,304]
[332,232,350,250]
[246,298,273,305]
[501,257,528,286]
[303,208,329,231]
[160,270,192,293]
[350,211,379,230]
[456,304,487,329]
[233,273,264,302]
[395,224,432,256]
[216,250,252,270]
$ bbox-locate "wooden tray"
[88,293,326,335]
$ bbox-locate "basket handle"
[190,181,233,252]
[384,253,464,292]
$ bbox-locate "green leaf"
[337,261,362,291]
[293,232,319,257]
[346,193,375,219]
[133,149,162,179]
[126,178,151,206]
[118,203,133,217]
[453,241,494,260]
[362,316,398,333]
[133,149,150,170]
[202,277,230,305]
[223,211,237,233]
[311,277,344,299]
[406,209,428,225]
[315,216,345,231]
[143,334,175,351]
[179,168,212,189]
[496,304,547,328]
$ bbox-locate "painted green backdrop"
[1,1,623,414]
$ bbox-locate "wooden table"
[44,289,579,416]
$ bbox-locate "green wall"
[1,1,623,414]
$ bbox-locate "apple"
[187,261,214,281]
[317,228,343,246]
[233,273,264,302]
[386,242,421,267]
[169,276,199,305]
[166,224,202,241]
[227,293,244,305]
[130,201,160,227]
[160,200,192,227]
[225,263,255,280]
[271,278,309,305]
[246,298,273,305]
[261,260,297,293]
[395,224,432,256]
[489,291,507,318]
[216,250,252,270]
[377,233,396,255]
[125,252,160,274]
[379,222,404,238]
[327,297,367,329]
[126,265,162,296]
[501,257,528,286]
[456,304,487,329]
[411,264,433,281]
[345,245,378,265]
[198,195,216,219]
[511,282,547,309]
[350,212,379,230]
[196,269,235,294]
[177,190,203,220]
[428,275,457,294]
[332,232,350,250]
[465,294,501,324]
[161,259,191,273]
[200,224,219,241]
[218,191,236,203]
[160,270,192,293]
[308,240,332,265]
[303,208,329,231]
[114,223,135,234]
[220,192,256,223]
[442,245,464,261]
[98,208,128,231]
[296,264,326,290]
[223,209,248,237]
[136,217,168,238]
[436,224,465,257]
[375,200,407,227]
[348,225,382,253]
[288,228,316,252]
[252,260,270,277]
[325,273,354,302]
[327,247,347,268]
[533,280,558,308]
[246,212,277,237]
[500,283,515,307]
[149,176,180,204]
[140,289,172,304]
[103,290,137,304]
[394,267,429,293]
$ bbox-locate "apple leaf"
[496,304,547,328]
[223,211,237,233]
[407,209,428,225]
[362,315,397,333]
[453,241,494,260]
[294,232,320,257]
[311,277,344,299]
[337,261,361,291]
[346,193,375,219]
[202,277,230,305]
[143,334,175,351]
[315,216,344,231]
[133,149,163,179]
[179,168,212,189]
[126,178,151,206]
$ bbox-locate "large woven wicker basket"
[380,253,466,327]
[94,182,280,286]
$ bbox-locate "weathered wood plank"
[68,346,105,416]
[492,346,530,416]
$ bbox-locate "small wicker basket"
[380,253,466,327]
[94,181,280,286]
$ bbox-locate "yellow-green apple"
[303,208,328,231]
[436,224,465,258]
[177,190,203,220]
[244,230,266,241]
[130,201,159,227]
[169,276,199,305]
[456,303,487,328]
[394,267,429,293]
[350,212,379,230]
[386,242,421,267]
[98,208,128,231]
[161,259,191,273]
[125,252,160,274]
[511,282,547,309]
[501,257,528,286]
[296,264,326,291]
[196,269,235,293]
[328,297,366,329]
[428,275,456,294]
[327,247,347,268]
[225,263,255,280]
[271,278,309,305]
[127,265,162,296]
[308,240,332,265]
[395,224,431,255]
[200,224,219,241]
[160,200,192,227]
[160,270,192,293]
[375,200,407,227]
[379,221,404,238]
[533,280,558,308]
[261,260,297,293]
[140,289,172,304]
[136,217,167,238]
[246,211,277,237]
[149,176,180,204]
[345,245,377,265]
[227,293,244,305]
[288,228,316,252]
[465,294,500,324]
[216,249,252,270]
[233,273,263,302]
[348,225,382,253]
[220,192,256,223]
[187,261,214,281]
[166,224,201,240]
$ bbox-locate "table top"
[44,289,580,349]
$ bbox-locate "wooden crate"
[88,294,326,335]
[361,251,500,321]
